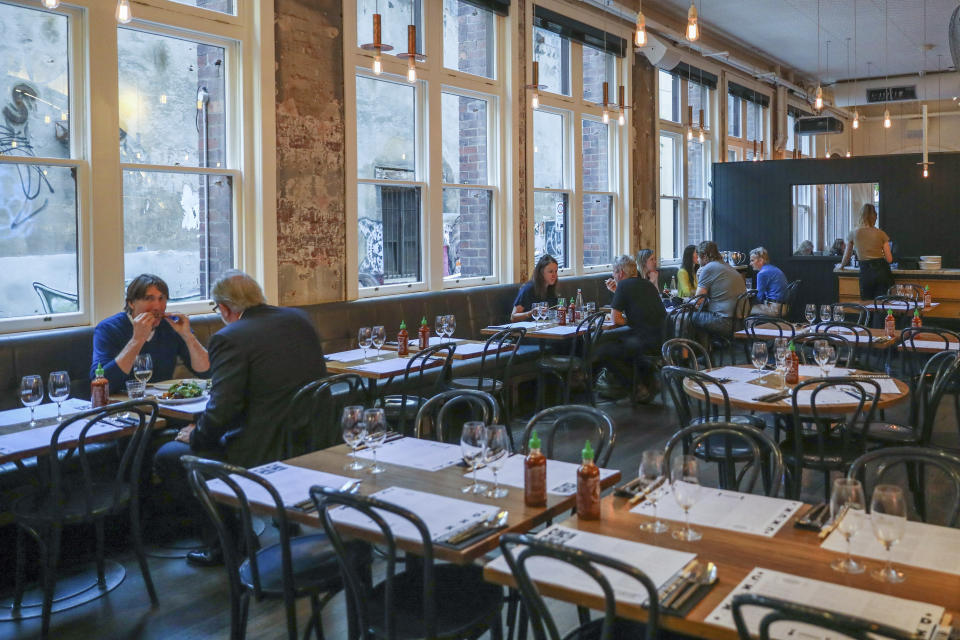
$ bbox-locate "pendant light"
[399,19,426,83]
[882,0,891,128]
[115,0,132,24]
[698,109,705,142]
[634,3,647,47]
[851,4,860,130]
[617,85,629,126]
[686,105,694,141]
[526,61,545,109]
[918,0,932,178]
[814,1,823,112]
[601,82,611,124]
[752,139,758,161]
[360,3,393,75]
[40,0,60,8]
[685,1,699,42]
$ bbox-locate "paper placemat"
[702,381,774,403]
[0,398,92,429]
[486,321,539,330]
[0,417,125,456]
[631,485,801,538]
[205,461,354,508]
[534,325,580,336]
[907,339,960,351]
[325,348,377,363]
[452,342,514,358]
[467,454,618,495]
[354,437,463,471]
[706,567,943,640]
[782,388,861,406]
[350,357,442,375]
[707,366,770,383]
[798,365,853,378]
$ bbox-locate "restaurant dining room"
[3,0,960,638]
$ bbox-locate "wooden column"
[631,55,657,252]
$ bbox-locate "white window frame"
[726,80,771,162]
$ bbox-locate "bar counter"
[835,266,960,318]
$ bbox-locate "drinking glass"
[126,379,146,400]
[670,455,701,541]
[362,408,387,474]
[357,327,372,362]
[823,346,836,375]
[804,304,817,325]
[531,303,543,328]
[133,354,153,384]
[833,306,845,322]
[638,450,668,533]
[813,339,830,376]
[585,302,596,315]
[751,342,768,374]
[48,371,70,422]
[829,477,866,573]
[445,315,456,342]
[341,406,367,471]
[774,338,789,388]
[870,484,907,583]
[435,315,447,343]
[460,421,488,494]
[820,305,832,324]
[371,325,386,359]
[19,375,44,427]
[484,424,511,498]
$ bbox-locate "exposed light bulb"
[634,11,646,47]
[846,151,851,157]
[531,91,540,109]
[752,153,758,162]
[923,165,929,178]
[814,85,823,111]
[687,127,693,141]
[618,109,625,126]
[602,109,609,124]
[115,0,132,24]
[825,151,830,158]
[373,54,382,75]
[41,0,60,8]
[407,65,417,83]
[698,129,705,143]
[685,1,699,41]
[852,111,859,129]
[883,109,891,128]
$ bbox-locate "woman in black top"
[511,254,559,321]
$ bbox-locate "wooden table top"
[483,494,960,639]
[682,365,910,414]
[481,320,614,341]
[325,351,447,380]
[380,338,515,360]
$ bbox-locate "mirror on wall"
[791,182,879,256]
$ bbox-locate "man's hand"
[605,278,617,293]
[131,312,160,343]
[165,313,192,336]
[175,423,196,444]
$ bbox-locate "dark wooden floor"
[1,368,956,640]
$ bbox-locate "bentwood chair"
[311,486,504,640]
[499,533,661,640]
[778,279,801,320]
[660,366,767,432]
[12,400,159,640]
[378,342,456,435]
[813,321,877,371]
[662,338,713,371]
[732,593,916,640]
[413,389,501,446]
[536,312,606,409]
[873,295,919,329]
[791,334,853,368]
[521,405,616,467]
[288,373,369,456]
[831,302,871,326]
[888,326,960,383]
[448,326,526,426]
[742,315,795,364]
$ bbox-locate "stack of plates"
[919,255,942,270]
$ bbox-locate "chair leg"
[41,524,63,640]
[577,605,590,627]
[130,498,158,604]
[94,519,107,586]
[489,608,504,640]
[233,592,250,640]
[13,525,27,610]
[308,594,325,640]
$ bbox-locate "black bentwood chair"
[661,337,713,371]
[537,312,606,409]
[499,533,661,640]
[378,342,456,435]
[311,486,503,640]
[288,373,369,456]
[448,326,526,426]
[11,400,159,640]
[413,388,501,446]
[521,405,616,467]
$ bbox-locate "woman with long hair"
[636,249,659,290]
[677,244,698,297]
[511,254,559,321]
[839,203,893,299]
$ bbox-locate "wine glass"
[47,371,70,422]
[530,303,541,328]
[829,477,866,574]
[804,304,817,325]
[435,315,447,344]
[870,484,907,583]
[638,450,668,533]
[823,346,837,376]
[19,375,44,427]
[357,327,372,362]
[833,306,845,322]
[133,354,153,385]
[362,408,387,474]
[750,342,768,374]
[484,424,511,498]
[670,455,701,541]
[445,315,456,342]
[371,325,386,359]
[820,304,832,324]
[774,337,789,388]
[341,406,367,471]
[813,339,830,376]
[460,421,488,494]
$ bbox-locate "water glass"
[48,371,70,422]
[774,337,789,387]
[133,354,153,384]
[638,450,668,533]
[460,421,488,494]
[751,341,768,373]
[126,379,146,400]
[19,375,44,427]
[870,485,907,583]
[484,424,511,498]
[371,325,386,358]
[585,302,596,315]
[829,477,866,574]
[445,315,456,342]
[670,455,701,541]
[341,406,367,471]
[813,339,830,376]
[820,304,832,323]
[357,327,372,361]
[435,315,448,342]
[804,304,817,325]
[362,408,387,474]
[833,306,845,322]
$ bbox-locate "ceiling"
[645,0,959,83]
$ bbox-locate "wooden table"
[481,320,614,341]
[381,337,516,360]
[483,494,960,639]
[735,325,957,354]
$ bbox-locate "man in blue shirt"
[749,247,789,316]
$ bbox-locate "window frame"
[726,80,770,162]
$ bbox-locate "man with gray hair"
[154,269,326,566]
[690,241,747,342]
[748,246,789,316]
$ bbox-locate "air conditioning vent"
[866,86,917,103]
[794,116,844,136]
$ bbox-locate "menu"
[353,437,463,472]
[204,461,354,508]
[467,454,618,495]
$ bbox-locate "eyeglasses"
[211,302,221,313]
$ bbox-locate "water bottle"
[669,275,677,294]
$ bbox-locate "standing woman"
[636,249,660,290]
[511,254,559,321]
[839,203,893,299]
[677,244,699,297]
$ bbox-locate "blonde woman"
[840,203,893,299]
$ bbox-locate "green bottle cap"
[887,309,894,316]
[95,362,104,377]
[529,430,541,450]
[400,320,407,329]
[581,440,595,462]
[788,341,796,352]
[914,309,920,317]
[421,316,427,326]
[925,285,930,291]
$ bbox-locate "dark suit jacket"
[190,304,326,467]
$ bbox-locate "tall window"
[347,0,504,295]
[786,108,813,158]
[726,83,769,161]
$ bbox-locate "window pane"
[746,102,763,142]
[659,134,679,197]
[118,30,227,168]
[582,194,612,267]
[442,93,488,185]
[687,139,709,198]
[533,191,568,269]
[0,164,77,319]
[356,76,416,180]
[687,199,710,248]
[687,81,709,129]
[358,183,422,287]
[533,27,570,96]
[582,46,613,104]
[786,115,796,151]
[166,0,235,15]
[357,0,423,57]
[443,187,492,279]
[659,197,679,262]
[1,3,71,160]
[442,0,494,79]
[533,110,564,189]
[658,70,679,122]
[727,148,739,162]
[727,94,741,137]
[122,170,233,301]
[581,119,609,192]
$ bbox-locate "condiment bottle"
[575,289,584,321]
[524,431,547,507]
[397,320,409,357]
[567,299,576,325]
[885,309,896,338]
[911,309,922,328]
[784,342,800,385]
[924,286,932,308]
[90,362,110,408]
[418,316,430,350]
[576,440,601,520]
[557,298,567,326]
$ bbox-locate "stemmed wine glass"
[750,342,768,374]
[829,477,866,574]
[445,315,456,343]
[48,371,70,422]
[670,455,701,541]
[133,354,153,385]
[19,375,43,427]
[804,304,817,325]
[774,338,790,388]
[435,315,448,345]
[833,306,845,322]
[460,421,488,494]
[638,450,668,533]
[484,424,511,498]
[870,484,907,583]
[371,326,386,359]
[813,339,829,376]
[341,406,367,471]
[362,408,387,474]
[820,304,833,324]
[357,327,372,362]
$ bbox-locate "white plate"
[919,255,941,261]
[154,392,209,405]
[151,378,207,391]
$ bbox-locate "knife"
[628,477,665,506]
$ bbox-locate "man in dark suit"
[154,270,326,566]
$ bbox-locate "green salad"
[163,381,205,399]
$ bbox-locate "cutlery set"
[445,509,509,545]
[795,503,830,531]
[659,560,718,613]
[293,478,363,513]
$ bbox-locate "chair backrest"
[780,280,801,319]
[733,291,753,330]
[873,295,918,328]
[572,311,607,362]
[791,333,853,368]
[472,326,526,385]
[661,338,712,371]
[909,350,960,445]
[831,302,871,326]
[731,593,916,640]
[499,532,660,640]
[413,389,501,445]
[287,373,369,457]
[660,366,731,427]
[788,377,880,466]
[44,399,158,518]
[743,316,795,340]
[663,422,784,496]
[893,327,960,382]
[522,405,616,467]
[311,485,440,640]
[387,342,457,434]
[813,321,874,368]
[848,446,960,527]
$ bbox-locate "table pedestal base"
[0,559,125,621]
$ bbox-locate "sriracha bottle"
[90,362,110,408]
[524,431,547,507]
[397,321,409,357]
[576,440,601,520]
[885,309,896,338]
[784,342,800,385]
[911,309,922,328]
[418,316,430,350]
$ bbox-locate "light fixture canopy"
[115,0,133,24]
[634,9,647,47]
[360,12,394,75]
